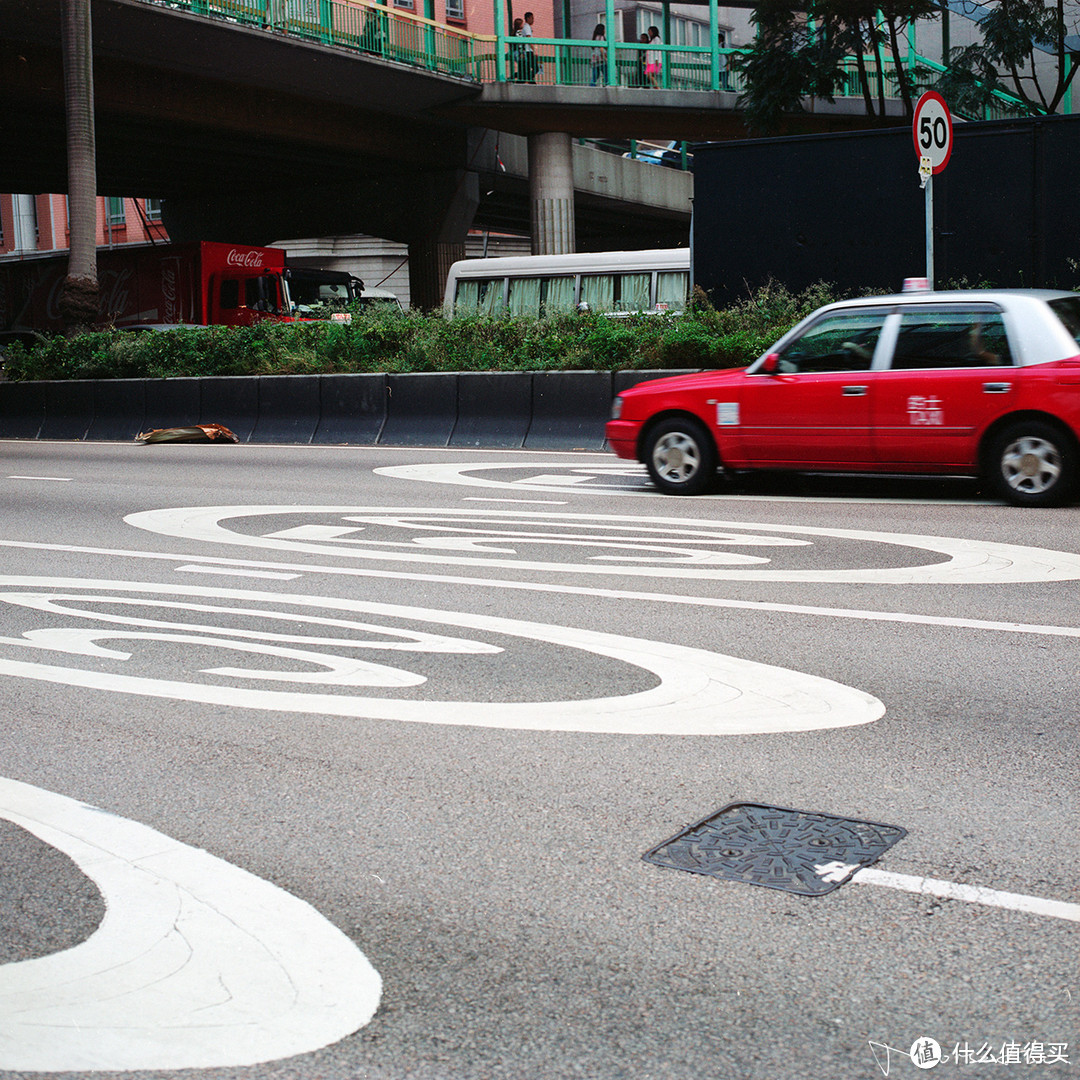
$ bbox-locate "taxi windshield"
[1048,297,1080,346]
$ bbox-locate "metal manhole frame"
[642,801,908,897]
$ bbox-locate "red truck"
[0,241,310,341]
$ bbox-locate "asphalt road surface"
[1,440,1077,1080]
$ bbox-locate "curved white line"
[124,506,1080,584]
[373,460,990,504]
[0,777,381,1071]
[0,577,883,735]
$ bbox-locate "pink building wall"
[0,195,168,259]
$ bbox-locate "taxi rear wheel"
[987,420,1078,507]
[643,417,718,495]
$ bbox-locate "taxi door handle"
[983,382,1012,394]
[842,385,868,396]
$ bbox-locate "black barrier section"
[451,372,531,448]
[141,378,201,434]
[0,381,45,439]
[525,371,612,450]
[87,379,146,441]
[250,376,319,444]
[200,377,259,443]
[380,373,458,447]
[613,369,700,395]
[313,374,387,444]
[39,380,94,440]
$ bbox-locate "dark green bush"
[1,282,843,381]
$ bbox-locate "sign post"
[912,91,953,290]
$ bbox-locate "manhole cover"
[643,802,907,896]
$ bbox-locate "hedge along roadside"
[0,283,842,382]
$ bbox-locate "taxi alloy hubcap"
[654,432,700,481]
[1001,436,1061,493]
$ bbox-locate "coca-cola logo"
[161,259,179,323]
[44,268,133,324]
[225,249,265,268]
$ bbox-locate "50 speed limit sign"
[913,91,953,174]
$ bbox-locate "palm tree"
[59,0,99,334]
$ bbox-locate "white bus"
[443,248,691,318]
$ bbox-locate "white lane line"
[816,861,1080,923]
[0,577,884,735]
[175,565,300,580]
[6,475,72,482]
[0,776,381,1071]
[463,497,568,504]
[856,868,1080,923]
[2,538,1080,640]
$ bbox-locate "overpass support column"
[528,131,575,255]
[408,237,465,311]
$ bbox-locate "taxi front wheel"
[987,420,1078,507]
[644,417,718,495]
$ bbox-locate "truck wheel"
[644,417,718,495]
[987,420,1077,507]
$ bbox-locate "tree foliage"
[936,0,1080,115]
[734,0,1077,131]
[734,0,940,130]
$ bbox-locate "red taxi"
[606,289,1080,506]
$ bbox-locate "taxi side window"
[890,310,1013,369]
[775,311,884,373]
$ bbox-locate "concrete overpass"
[0,0,904,303]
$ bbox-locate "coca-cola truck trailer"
[0,241,306,341]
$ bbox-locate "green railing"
[144,0,1038,114]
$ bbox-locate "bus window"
[580,274,614,312]
[617,273,650,312]
[455,278,503,316]
[508,276,576,316]
[581,272,651,312]
[542,277,576,315]
[508,277,542,316]
[656,271,689,311]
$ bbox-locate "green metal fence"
[143,0,1037,115]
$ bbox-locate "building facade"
[0,195,167,259]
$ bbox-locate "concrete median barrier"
[200,377,259,443]
[3,370,677,449]
[313,374,387,444]
[380,373,459,447]
[250,375,320,444]
[0,381,46,439]
[525,371,613,450]
[141,378,202,435]
[451,372,531,448]
[87,379,146,442]
[39,380,94,441]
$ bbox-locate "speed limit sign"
[913,91,952,174]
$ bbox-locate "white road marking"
[3,538,1080,640]
[123,505,1080,584]
[0,577,883,735]
[520,473,592,485]
[0,776,381,1071]
[815,861,1080,923]
[375,460,992,504]
[175,564,300,580]
[463,497,568,504]
[6,475,72,482]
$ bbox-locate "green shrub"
[1,282,849,382]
